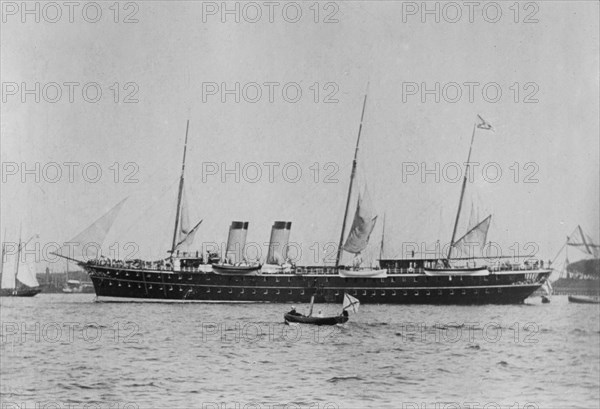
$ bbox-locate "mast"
[170,120,190,253]
[336,91,368,267]
[0,229,6,277]
[447,123,477,260]
[379,212,386,260]
[564,234,569,278]
[14,224,22,290]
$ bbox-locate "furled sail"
[57,198,128,261]
[567,226,600,258]
[342,189,378,254]
[450,215,492,259]
[225,221,249,264]
[266,221,292,265]
[173,189,202,252]
[175,189,191,246]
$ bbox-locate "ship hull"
[85,264,550,305]
[0,287,42,297]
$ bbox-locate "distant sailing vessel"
[0,230,41,297]
[551,225,599,296]
[76,104,549,304]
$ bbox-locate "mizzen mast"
[447,123,476,260]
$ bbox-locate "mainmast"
[336,91,368,267]
[447,123,477,260]
[379,212,386,260]
[14,224,22,290]
[0,229,6,277]
[171,120,190,253]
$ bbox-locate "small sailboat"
[0,230,42,297]
[212,221,261,275]
[284,293,359,326]
[335,90,386,278]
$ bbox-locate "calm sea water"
[1,294,598,409]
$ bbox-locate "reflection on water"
[1,294,598,408]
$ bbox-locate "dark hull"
[85,264,549,305]
[284,313,348,325]
[0,287,42,297]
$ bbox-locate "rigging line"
[117,179,180,239]
[388,198,446,259]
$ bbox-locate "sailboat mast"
[379,212,386,260]
[447,123,477,260]
[336,92,368,267]
[14,224,22,290]
[0,229,6,277]
[564,234,569,278]
[170,120,190,253]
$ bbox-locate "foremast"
[170,120,190,254]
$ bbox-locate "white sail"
[342,293,360,314]
[174,220,202,252]
[173,189,203,252]
[466,201,479,232]
[450,215,492,259]
[342,188,378,254]
[1,255,16,289]
[175,189,191,246]
[17,259,39,287]
[57,198,127,261]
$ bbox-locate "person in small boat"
[288,307,302,316]
[341,310,349,317]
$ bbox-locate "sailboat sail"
[466,201,479,232]
[342,188,378,254]
[1,255,16,289]
[266,221,292,265]
[225,221,249,264]
[342,293,360,314]
[57,198,127,261]
[16,259,39,287]
[449,215,492,259]
[173,189,202,251]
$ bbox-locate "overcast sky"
[1,1,598,268]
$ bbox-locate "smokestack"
[266,221,292,265]
[225,221,249,264]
